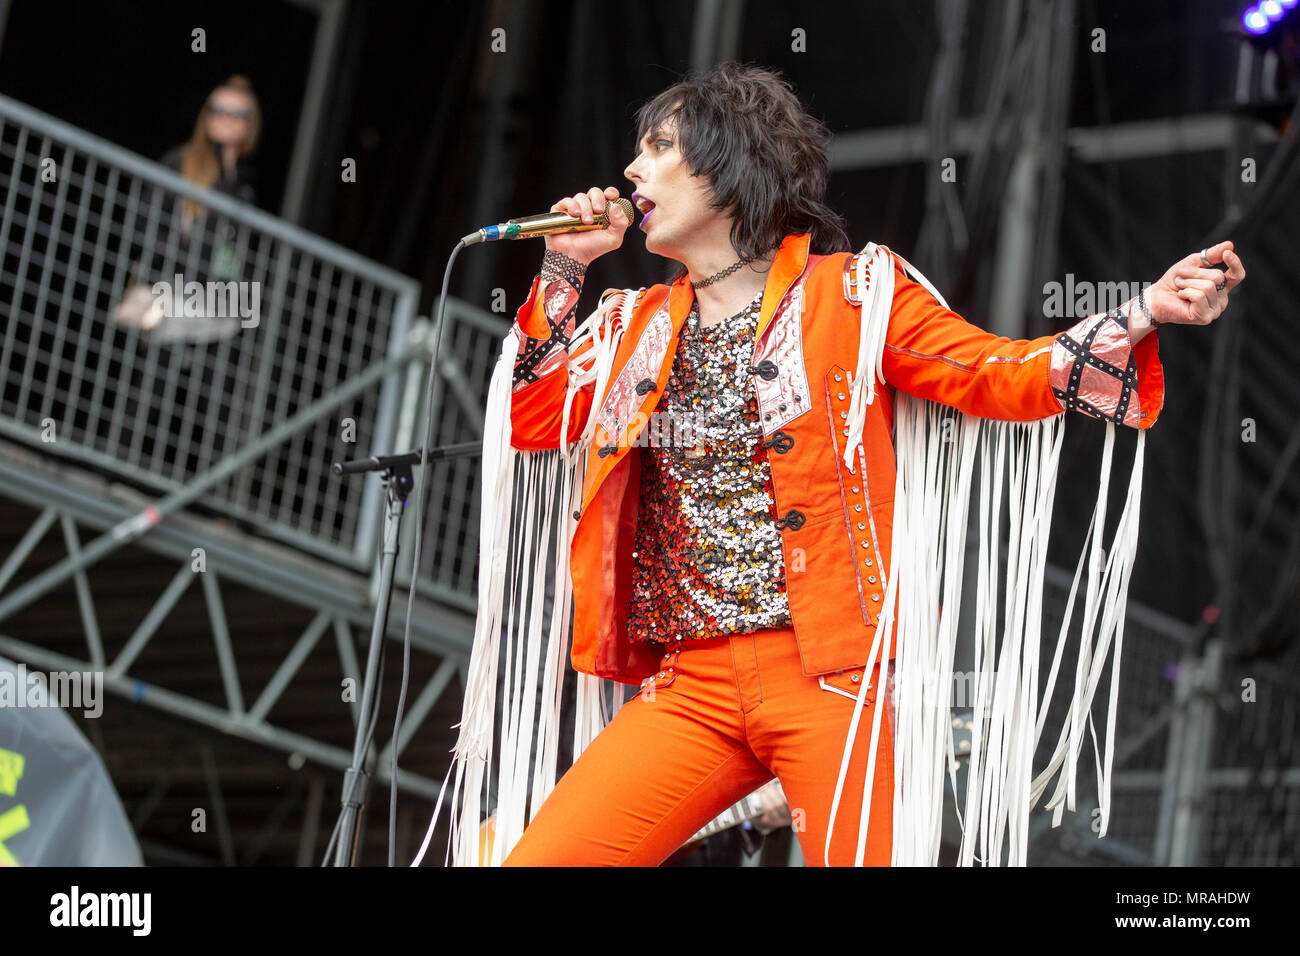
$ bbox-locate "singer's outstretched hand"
[1125,241,1246,345]
[545,186,629,265]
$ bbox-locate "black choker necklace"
[693,253,760,288]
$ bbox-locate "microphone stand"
[328,441,481,867]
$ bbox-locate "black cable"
[388,239,468,866]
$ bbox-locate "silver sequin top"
[626,289,792,642]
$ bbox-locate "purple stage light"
[1243,6,1271,33]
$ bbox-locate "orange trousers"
[503,626,895,866]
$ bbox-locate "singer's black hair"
[633,61,851,263]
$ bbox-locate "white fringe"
[828,244,1148,866]
[412,290,631,867]
[842,243,893,473]
[417,249,1147,868]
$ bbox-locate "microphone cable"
[386,239,468,866]
[320,239,467,866]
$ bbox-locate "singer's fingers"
[1224,248,1246,289]
[572,191,594,224]
[587,186,607,214]
[603,186,620,201]
[1204,240,1234,265]
[1174,267,1226,283]
[1174,276,1219,298]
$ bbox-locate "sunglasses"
[209,105,253,119]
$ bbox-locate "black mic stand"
[328,441,481,866]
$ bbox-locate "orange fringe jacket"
[504,233,1163,685]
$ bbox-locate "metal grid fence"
[1203,656,1300,866]
[1027,570,1298,866]
[1033,566,1193,863]
[393,300,508,612]
[0,93,418,568]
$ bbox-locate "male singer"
[481,61,1244,865]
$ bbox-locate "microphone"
[461,197,633,245]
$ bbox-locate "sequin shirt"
[626,290,792,643]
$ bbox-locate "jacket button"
[840,410,848,419]
[573,510,581,520]
[868,576,877,583]
[850,674,860,683]
[857,522,866,530]
[775,509,805,531]
[872,594,881,602]
[843,427,850,437]
[835,373,843,382]
[764,431,794,454]
[852,485,860,493]
[865,558,873,567]
[854,504,862,512]
[838,392,846,401]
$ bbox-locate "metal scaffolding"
[0,91,504,861]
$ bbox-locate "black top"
[129,146,258,286]
[159,144,256,207]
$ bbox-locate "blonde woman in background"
[161,74,260,237]
[115,75,260,338]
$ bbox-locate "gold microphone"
[463,197,634,245]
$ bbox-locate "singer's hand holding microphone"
[544,186,630,265]
[462,185,632,265]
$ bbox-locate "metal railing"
[0,93,418,569]
[392,298,509,613]
[0,92,523,614]
[1190,648,1299,866]
[1035,564,1193,863]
